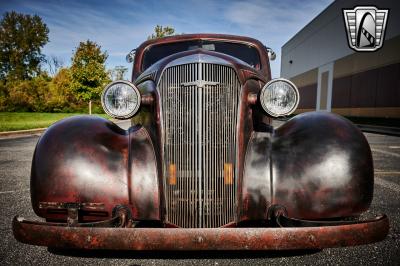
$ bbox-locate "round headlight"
[260,78,300,117]
[101,80,141,119]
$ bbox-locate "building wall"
[281,0,400,118]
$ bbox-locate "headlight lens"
[260,78,300,117]
[101,80,141,119]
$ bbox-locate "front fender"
[241,112,373,221]
[272,112,373,219]
[31,116,160,222]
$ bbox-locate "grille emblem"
[181,80,220,88]
[343,6,389,52]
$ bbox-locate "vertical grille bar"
[198,62,203,228]
[160,63,239,228]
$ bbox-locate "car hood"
[135,49,266,86]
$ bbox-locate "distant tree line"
[0,11,134,113]
[147,25,175,40]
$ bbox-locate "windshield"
[142,40,261,70]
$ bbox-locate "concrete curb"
[275,118,400,137]
[357,124,400,137]
[0,128,47,138]
[0,119,128,139]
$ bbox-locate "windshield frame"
[132,34,271,81]
[140,39,262,71]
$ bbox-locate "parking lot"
[0,122,399,265]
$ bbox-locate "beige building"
[281,0,400,118]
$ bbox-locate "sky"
[1,0,333,78]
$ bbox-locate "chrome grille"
[159,63,239,228]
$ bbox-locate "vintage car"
[13,34,389,250]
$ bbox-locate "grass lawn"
[0,112,110,132]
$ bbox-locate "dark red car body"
[13,34,388,250]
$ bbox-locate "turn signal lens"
[224,163,233,185]
[169,164,176,185]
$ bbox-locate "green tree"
[48,67,81,112]
[148,25,175,40]
[0,79,8,111]
[70,40,110,114]
[0,11,49,81]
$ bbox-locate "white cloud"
[3,0,333,77]
[13,1,155,74]
[224,0,333,77]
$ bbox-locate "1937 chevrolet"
[13,34,389,250]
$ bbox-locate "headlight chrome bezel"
[101,80,141,119]
[260,78,300,117]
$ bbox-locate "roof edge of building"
[282,1,336,50]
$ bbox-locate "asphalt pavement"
[0,120,399,265]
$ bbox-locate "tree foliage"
[48,68,83,112]
[70,40,110,102]
[148,25,175,40]
[6,75,52,112]
[0,11,49,81]
[0,12,112,113]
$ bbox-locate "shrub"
[7,75,52,112]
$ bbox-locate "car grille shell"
[159,62,240,228]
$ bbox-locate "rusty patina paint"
[128,126,160,220]
[240,131,272,221]
[132,33,271,80]
[15,33,388,250]
[13,215,389,250]
[31,116,160,222]
[240,112,375,221]
[271,112,374,219]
